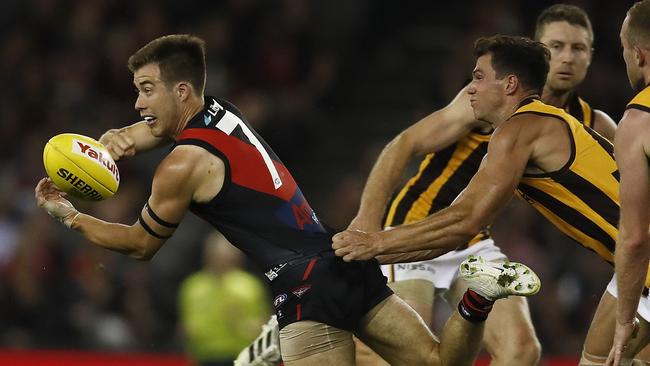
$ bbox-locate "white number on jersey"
[215,110,283,189]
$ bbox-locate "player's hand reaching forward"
[332,230,382,262]
[99,128,136,161]
[35,178,79,228]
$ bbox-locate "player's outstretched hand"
[35,178,79,228]
[332,230,381,262]
[99,128,135,161]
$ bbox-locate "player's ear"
[176,82,192,101]
[504,74,518,95]
[634,46,646,68]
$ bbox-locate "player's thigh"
[280,320,355,366]
[354,280,436,366]
[389,278,435,326]
[353,336,390,366]
[356,294,441,366]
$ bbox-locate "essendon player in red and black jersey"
[175,97,333,268]
[35,34,540,366]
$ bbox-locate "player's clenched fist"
[99,128,136,161]
[332,230,381,262]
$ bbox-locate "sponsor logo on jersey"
[203,99,223,125]
[273,293,288,308]
[71,140,120,183]
[291,284,312,299]
[265,262,287,281]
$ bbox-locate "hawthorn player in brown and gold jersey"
[349,5,616,366]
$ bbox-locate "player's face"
[538,21,592,93]
[133,63,181,137]
[468,54,505,124]
[621,16,646,93]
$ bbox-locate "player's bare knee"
[488,325,540,365]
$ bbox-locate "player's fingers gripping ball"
[43,133,120,200]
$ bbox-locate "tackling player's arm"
[333,114,536,262]
[613,108,650,327]
[349,85,486,232]
[36,146,224,260]
[592,109,617,142]
[99,121,172,161]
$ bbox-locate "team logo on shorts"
[273,293,288,308]
[291,284,312,298]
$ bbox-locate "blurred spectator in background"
[178,232,269,366]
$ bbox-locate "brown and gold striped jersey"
[514,99,619,265]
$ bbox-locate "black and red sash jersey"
[175,97,332,269]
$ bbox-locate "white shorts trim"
[606,274,650,322]
[380,238,507,291]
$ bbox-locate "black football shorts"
[267,250,393,330]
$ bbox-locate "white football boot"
[233,315,282,366]
[460,255,541,301]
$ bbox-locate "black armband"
[138,212,172,239]
[145,202,179,228]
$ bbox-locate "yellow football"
[43,133,120,201]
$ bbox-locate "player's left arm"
[36,146,222,260]
[592,109,617,142]
[333,115,535,261]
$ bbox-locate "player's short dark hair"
[128,34,206,94]
[474,35,550,94]
[535,4,594,45]
[627,0,650,48]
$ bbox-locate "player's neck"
[174,96,205,136]
[500,92,539,122]
[541,87,571,109]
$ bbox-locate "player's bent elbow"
[129,242,160,261]
[618,231,650,252]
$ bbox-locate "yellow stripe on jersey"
[577,97,593,129]
[514,99,619,267]
[627,85,650,112]
[404,135,486,224]
[384,154,434,226]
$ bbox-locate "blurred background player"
[178,232,270,366]
[351,4,615,366]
